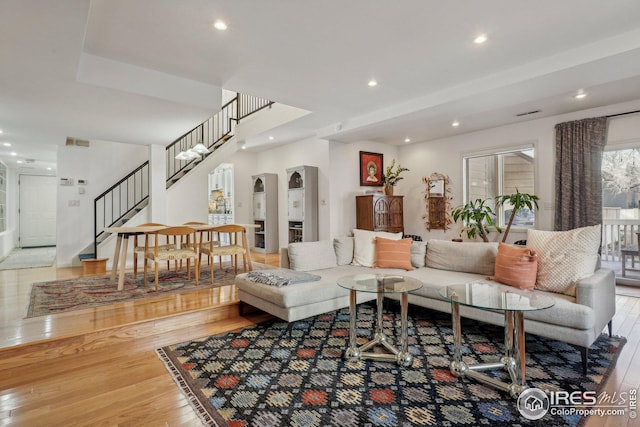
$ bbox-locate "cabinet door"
[288,189,304,220]
[253,193,266,219]
[224,169,233,197]
[373,197,390,230]
[388,197,404,231]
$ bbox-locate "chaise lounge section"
[235,229,616,373]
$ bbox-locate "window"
[464,147,536,228]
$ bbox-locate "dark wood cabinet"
[356,195,404,233]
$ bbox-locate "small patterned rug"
[157,304,626,427]
[26,262,270,318]
[0,246,56,270]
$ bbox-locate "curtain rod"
[606,109,640,119]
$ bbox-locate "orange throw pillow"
[375,237,413,270]
[494,242,538,290]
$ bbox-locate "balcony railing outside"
[601,218,640,261]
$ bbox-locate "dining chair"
[133,223,174,277]
[185,221,222,268]
[200,224,250,284]
[143,226,199,290]
[180,221,222,268]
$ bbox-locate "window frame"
[462,143,537,230]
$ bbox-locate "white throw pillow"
[410,241,427,268]
[352,229,402,267]
[288,240,337,271]
[526,225,601,296]
[334,236,354,266]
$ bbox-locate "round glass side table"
[439,281,555,397]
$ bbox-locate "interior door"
[19,175,57,247]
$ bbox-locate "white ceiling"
[2,0,640,171]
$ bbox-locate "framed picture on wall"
[359,151,384,186]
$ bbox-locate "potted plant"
[451,198,502,242]
[382,159,409,195]
[495,189,539,243]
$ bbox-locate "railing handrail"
[603,218,640,225]
[93,92,273,256]
[94,161,149,202]
[601,218,640,262]
[165,96,240,156]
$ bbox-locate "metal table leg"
[345,289,360,359]
[343,288,414,366]
[448,302,529,398]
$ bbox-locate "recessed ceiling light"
[474,34,488,44]
[241,144,246,150]
[268,136,274,141]
[47,167,52,170]
[574,91,588,99]
[10,151,17,156]
[368,79,378,87]
[2,142,10,147]
[452,121,460,127]
[404,137,411,143]
[16,160,23,164]
[213,20,228,30]
[0,129,3,134]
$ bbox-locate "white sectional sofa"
[235,233,616,373]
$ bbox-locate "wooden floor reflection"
[0,252,638,426]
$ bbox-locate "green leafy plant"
[451,198,501,242]
[495,189,539,243]
[382,159,410,187]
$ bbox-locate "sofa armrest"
[280,248,290,269]
[575,268,616,332]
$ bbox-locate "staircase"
[86,93,273,258]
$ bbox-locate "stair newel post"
[236,94,241,122]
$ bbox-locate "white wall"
[57,140,147,267]
[328,141,399,238]
[60,98,640,267]
[398,99,640,243]
[165,140,257,228]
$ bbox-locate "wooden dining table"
[105,223,259,290]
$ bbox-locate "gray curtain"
[554,117,608,231]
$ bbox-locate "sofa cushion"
[375,237,413,270]
[494,243,538,290]
[527,225,601,296]
[334,236,354,266]
[410,241,427,268]
[352,229,402,267]
[288,240,337,271]
[425,240,498,275]
[236,264,376,308]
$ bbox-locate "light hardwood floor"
[0,253,638,426]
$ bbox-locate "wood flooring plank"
[1,258,637,426]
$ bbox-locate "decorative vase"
[384,185,394,196]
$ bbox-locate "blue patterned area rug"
[157,304,626,427]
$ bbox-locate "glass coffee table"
[337,274,422,366]
[439,281,555,397]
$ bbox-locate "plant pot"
[383,185,394,196]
